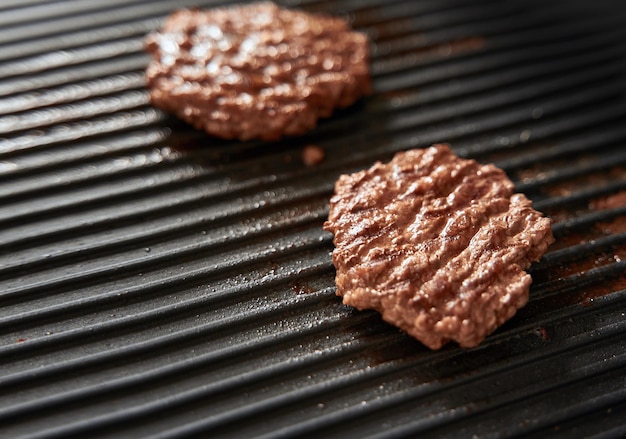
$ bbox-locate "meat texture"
[145,2,371,141]
[324,144,554,349]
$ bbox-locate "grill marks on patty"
[324,145,554,349]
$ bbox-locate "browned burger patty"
[323,144,554,349]
[145,2,371,141]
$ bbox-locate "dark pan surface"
[1,0,625,438]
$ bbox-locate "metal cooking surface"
[1,0,626,437]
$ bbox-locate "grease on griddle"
[291,280,315,295]
[589,190,626,211]
[373,36,486,72]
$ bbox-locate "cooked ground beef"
[302,144,325,166]
[323,144,554,349]
[145,2,371,141]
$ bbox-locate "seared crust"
[324,144,554,349]
[145,2,371,141]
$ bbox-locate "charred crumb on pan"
[323,144,555,350]
[302,144,325,166]
[144,2,372,141]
